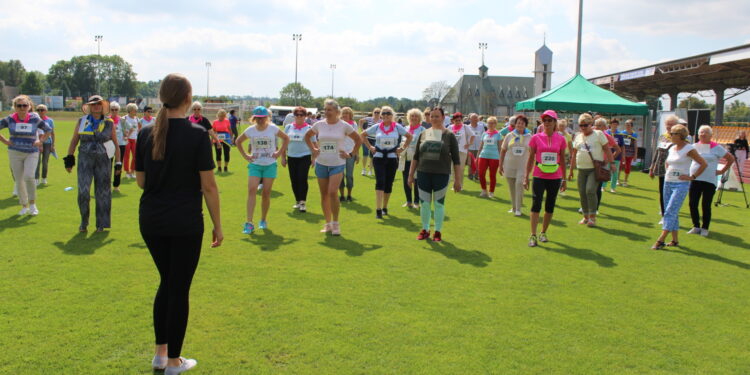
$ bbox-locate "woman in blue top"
[283,106,316,213]
[476,116,503,198]
[399,108,425,208]
[361,106,413,219]
[34,104,55,186]
[603,118,625,192]
[0,95,52,215]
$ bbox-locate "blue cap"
[252,106,269,117]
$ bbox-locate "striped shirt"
[0,113,52,153]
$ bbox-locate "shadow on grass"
[426,240,492,267]
[544,241,617,267]
[341,201,372,214]
[610,191,651,200]
[378,215,421,232]
[319,236,381,256]
[710,217,741,227]
[594,226,650,241]
[0,197,18,209]
[600,202,645,215]
[242,229,298,251]
[53,231,114,255]
[128,242,147,249]
[286,211,325,224]
[603,213,653,228]
[700,231,749,248]
[0,215,35,232]
[112,191,129,199]
[665,245,750,270]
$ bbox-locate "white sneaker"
[152,355,167,370]
[12,187,17,196]
[610,188,616,193]
[18,207,29,215]
[42,178,48,185]
[29,205,39,216]
[299,201,306,212]
[367,170,372,176]
[658,218,664,225]
[687,227,701,235]
[514,210,522,217]
[488,192,494,198]
[700,229,709,237]
[479,190,488,197]
[361,169,366,176]
[35,179,39,186]
[292,202,300,209]
[165,357,197,375]
[578,207,583,213]
[507,208,514,213]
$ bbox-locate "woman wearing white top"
[399,108,425,208]
[122,103,140,178]
[569,113,612,227]
[236,106,290,234]
[447,112,474,187]
[305,99,362,236]
[651,124,707,250]
[499,114,532,216]
[339,107,358,202]
[687,125,734,237]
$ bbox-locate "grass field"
[1,115,749,374]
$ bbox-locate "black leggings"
[143,232,203,359]
[373,157,399,194]
[288,155,311,202]
[596,182,603,210]
[113,145,126,187]
[403,160,419,203]
[531,178,561,213]
[659,176,665,215]
[689,180,716,229]
[215,143,231,163]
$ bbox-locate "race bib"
[320,141,338,154]
[512,147,524,156]
[424,129,442,142]
[254,137,272,149]
[380,137,397,148]
[217,133,228,141]
[14,123,32,134]
[290,133,304,142]
[624,138,632,146]
[484,137,495,146]
[541,152,558,165]
[670,170,681,178]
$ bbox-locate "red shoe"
[432,231,442,242]
[417,229,430,240]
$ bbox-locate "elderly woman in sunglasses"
[568,113,612,227]
[0,95,52,215]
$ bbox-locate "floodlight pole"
[293,33,302,105]
[330,64,336,98]
[575,0,583,75]
[94,35,103,94]
[205,61,211,98]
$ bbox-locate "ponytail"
[151,106,169,160]
[150,73,192,161]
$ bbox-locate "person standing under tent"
[305,99,361,236]
[408,107,461,242]
[1,95,52,216]
[212,109,232,173]
[399,108,425,208]
[362,105,412,219]
[339,107,358,202]
[283,106,316,212]
[64,95,122,231]
[524,110,567,247]
[651,124,707,250]
[236,106,290,234]
[499,114,532,216]
[620,119,638,187]
[135,73,222,375]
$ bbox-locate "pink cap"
[540,110,558,120]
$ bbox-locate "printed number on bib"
[217,133,227,141]
[290,133,303,142]
[380,137,397,148]
[624,138,632,146]
[14,123,32,134]
[424,129,442,142]
[512,146,524,156]
[320,141,338,154]
[484,137,495,146]
[541,152,558,165]
[254,137,272,149]
[670,170,681,178]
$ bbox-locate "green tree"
[47,55,138,97]
[137,80,161,97]
[279,82,313,106]
[678,96,709,109]
[19,71,45,95]
[725,100,749,122]
[0,60,27,86]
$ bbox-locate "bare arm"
[67,119,81,156]
[200,170,223,247]
[568,148,578,180]
[719,152,736,175]
[236,133,252,161]
[685,150,708,179]
[523,145,536,190]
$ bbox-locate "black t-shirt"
[734,138,749,152]
[187,116,213,131]
[136,118,216,236]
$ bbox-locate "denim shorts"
[248,163,277,178]
[315,163,345,178]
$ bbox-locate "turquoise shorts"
[248,163,277,179]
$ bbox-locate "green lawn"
[1,118,749,374]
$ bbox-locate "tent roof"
[515,74,648,115]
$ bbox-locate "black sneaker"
[376,209,383,219]
[339,196,345,202]
[382,208,389,216]
[346,196,352,202]
[224,166,228,172]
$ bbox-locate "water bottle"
[64,187,74,191]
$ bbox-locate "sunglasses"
[542,118,556,123]
[381,112,393,116]
[579,124,590,127]
[15,104,29,108]
[294,113,306,116]
[374,112,381,114]
[193,108,201,111]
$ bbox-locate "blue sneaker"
[259,220,268,229]
[243,222,254,234]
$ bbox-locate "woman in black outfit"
[135,73,222,375]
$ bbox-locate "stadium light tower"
[205,61,211,98]
[94,35,103,94]
[330,64,336,98]
[293,33,302,105]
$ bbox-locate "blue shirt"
[42,117,55,144]
[284,123,314,158]
[229,115,238,131]
[0,113,52,153]
[479,132,503,159]
[606,130,625,161]
[365,122,408,158]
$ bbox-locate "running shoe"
[42,178,47,185]
[346,196,352,202]
[299,201,307,212]
[538,232,548,243]
[658,218,664,225]
[29,205,39,216]
[18,207,28,215]
[223,166,228,172]
[376,209,383,219]
[700,229,709,237]
[361,169,366,176]
[320,223,331,233]
[152,355,167,371]
[687,227,701,235]
[243,222,255,234]
[488,192,494,198]
[339,196,345,202]
[610,188,616,193]
[479,190,488,197]
[508,208,514,213]
[417,229,430,240]
[165,357,197,375]
[293,202,300,209]
[578,218,589,225]
[259,220,268,229]
[432,231,442,242]
[331,222,341,236]
[528,235,538,247]
[382,208,388,216]
[402,202,410,207]
[514,210,522,217]
[621,181,628,187]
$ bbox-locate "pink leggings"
[478,158,499,192]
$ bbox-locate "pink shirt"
[529,132,566,179]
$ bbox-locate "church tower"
[533,39,553,96]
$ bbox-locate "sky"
[3,0,750,104]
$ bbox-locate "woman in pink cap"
[524,110,567,247]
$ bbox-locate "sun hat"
[252,106,269,117]
[540,109,558,120]
[82,95,110,115]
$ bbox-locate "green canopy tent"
[515,74,648,115]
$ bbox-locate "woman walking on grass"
[136,73,222,374]
[476,116,502,198]
[569,113,612,227]
[499,114,532,216]
[339,107,358,202]
[34,104,55,186]
[212,109,233,172]
[284,106,316,212]
[236,106,290,234]
[399,108,425,208]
